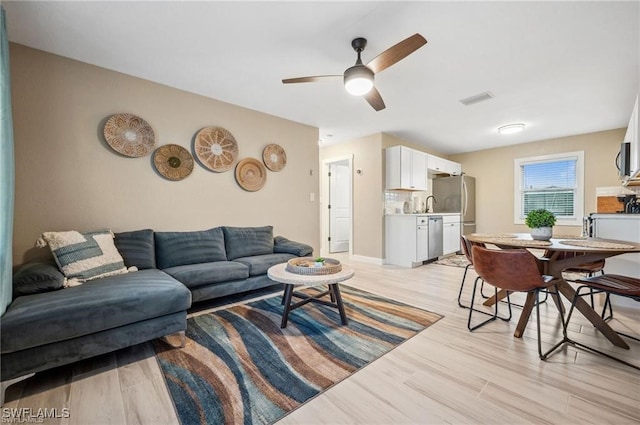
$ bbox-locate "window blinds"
[521,159,577,217]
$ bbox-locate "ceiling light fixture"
[498,123,525,135]
[344,65,374,96]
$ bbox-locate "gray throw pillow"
[13,262,65,298]
[155,227,227,269]
[222,226,274,260]
[114,229,156,269]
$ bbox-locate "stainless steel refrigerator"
[432,175,476,235]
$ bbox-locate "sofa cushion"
[37,229,128,283]
[222,226,274,260]
[12,262,65,298]
[163,261,249,289]
[1,269,191,354]
[155,228,227,269]
[234,253,296,276]
[273,236,313,257]
[114,229,156,270]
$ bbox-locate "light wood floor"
[3,257,640,424]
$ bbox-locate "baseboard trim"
[349,255,385,265]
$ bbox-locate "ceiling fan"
[282,33,427,111]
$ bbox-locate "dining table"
[466,232,640,349]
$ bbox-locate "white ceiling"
[4,1,640,154]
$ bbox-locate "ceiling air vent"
[459,91,494,106]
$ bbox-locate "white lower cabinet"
[416,224,429,262]
[385,215,429,268]
[591,214,640,309]
[386,214,461,267]
[442,215,461,255]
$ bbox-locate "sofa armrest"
[273,236,313,257]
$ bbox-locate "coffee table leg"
[329,284,348,325]
[281,284,294,328]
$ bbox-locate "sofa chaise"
[1,225,312,388]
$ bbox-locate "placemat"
[470,233,518,238]
[491,238,552,247]
[552,235,586,240]
[559,240,635,249]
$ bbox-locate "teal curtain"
[0,6,14,315]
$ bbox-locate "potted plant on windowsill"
[525,209,556,241]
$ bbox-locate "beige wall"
[319,128,624,260]
[319,132,448,261]
[10,43,320,264]
[319,133,384,259]
[381,133,448,157]
[450,128,625,234]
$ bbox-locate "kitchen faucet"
[425,195,436,212]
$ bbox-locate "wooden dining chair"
[564,274,640,370]
[468,246,566,360]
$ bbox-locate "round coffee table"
[267,263,355,328]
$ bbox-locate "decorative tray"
[286,257,342,276]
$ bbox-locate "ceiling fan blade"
[364,87,386,111]
[282,75,341,84]
[366,33,427,74]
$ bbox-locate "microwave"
[617,142,631,177]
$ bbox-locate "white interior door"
[329,161,351,253]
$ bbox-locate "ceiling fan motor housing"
[344,65,374,96]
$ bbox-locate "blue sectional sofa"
[1,225,312,384]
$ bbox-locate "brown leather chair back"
[460,235,473,263]
[553,251,606,273]
[471,246,547,292]
[460,235,485,264]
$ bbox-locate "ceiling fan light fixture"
[498,123,525,135]
[344,65,374,96]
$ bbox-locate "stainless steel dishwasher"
[428,216,443,259]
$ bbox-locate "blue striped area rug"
[154,285,442,425]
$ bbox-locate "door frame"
[320,155,354,257]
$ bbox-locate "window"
[514,151,584,226]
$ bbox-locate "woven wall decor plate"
[153,144,194,181]
[194,127,239,172]
[103,113,155,157]
[235,158,267,191]
[262,143,287,171]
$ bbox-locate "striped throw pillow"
[38,230,129,286]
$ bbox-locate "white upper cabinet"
[386,146,427,190]
[427,154,462,176]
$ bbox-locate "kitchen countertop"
[591,213,640,217]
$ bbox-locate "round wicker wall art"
[153,144,194,181]
[194,127,239,172]
[262,144,287,172]
[235,158,267,191]
[103,113,155,157]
